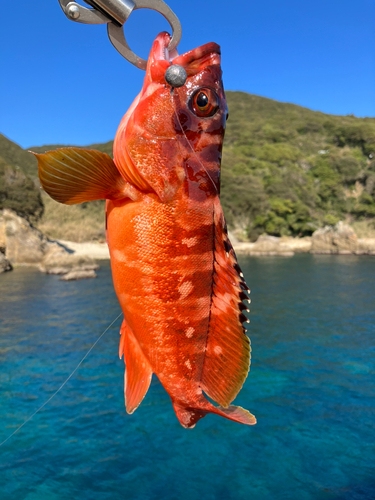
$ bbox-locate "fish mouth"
[152,32,221,75]
[152,32,178,62]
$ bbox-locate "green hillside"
[29,141,114,159]
[0,134,40,180]
[0,147,43,222]
[221,92,375,239]
[1,91,375,240]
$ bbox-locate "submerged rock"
[60,269,97,281]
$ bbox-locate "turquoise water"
[0,255,374,499]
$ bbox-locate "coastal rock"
[3,209,46,264]
[0,212,6,253]
[57,240,110,260]
[0,252,12,273]
[2,209,99,278]
[252,235,294,256]
[39,244,99,274]
[235,234,302,257]
[311,221,358,254]
[355,238,375,255]
[60,269,97,281]
[281,236,312,253]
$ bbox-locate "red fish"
[35,32,256,428]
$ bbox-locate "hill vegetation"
[0,152,43,222]
[221,92,375,240]
[1,91,375,241]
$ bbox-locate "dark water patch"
[0,256,374,499]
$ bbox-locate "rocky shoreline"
[0,209,100,279]
[232,222,375,257]
[1,209,374,279]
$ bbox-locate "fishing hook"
[58,0,182,70]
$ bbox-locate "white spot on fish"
[112,249,129,263]
[214,346,223,355]
[178,281,194,299]
[185,327,195,338]
[185,359,192,370]
[182,237,198,247]
[196,296,210,309]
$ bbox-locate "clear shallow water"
[0,255,374,500]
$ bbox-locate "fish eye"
[190,88,219,118]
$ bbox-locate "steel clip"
[58,0,182,69]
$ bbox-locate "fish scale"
[109,195,213,367]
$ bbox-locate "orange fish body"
[35,33,255,428]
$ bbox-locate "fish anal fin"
[33,147,140,205]
[119,320,126,359]
[121,320,153,414]
[200,198,251,408]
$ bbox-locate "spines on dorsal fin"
[33,147,140,205]
[200,197,251,408]
[119,320,153,414]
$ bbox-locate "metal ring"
[58,0,182,69]
[107,0,182,70]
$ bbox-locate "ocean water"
[0,255,374,500]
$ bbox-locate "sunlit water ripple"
[0,255,374,500]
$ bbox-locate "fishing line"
[0,311,123,449]
[171,91,219,195]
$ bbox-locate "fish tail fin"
[119,320,153,414]
[32,147,139,205]
[208,403,257,426]
[172,397,256,429]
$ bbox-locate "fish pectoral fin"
[120,320,153,414]
[32,147,139,205]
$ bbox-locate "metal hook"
[58,0,182,70]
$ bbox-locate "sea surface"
[0,255,374,500]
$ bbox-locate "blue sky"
[1,0,374,148]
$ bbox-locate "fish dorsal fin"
[119,319,153,414]
[33,148,140,205]
[200,198,251,408]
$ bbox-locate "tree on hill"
[221,92,375,239]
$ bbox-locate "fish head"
[114,32,227,201]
